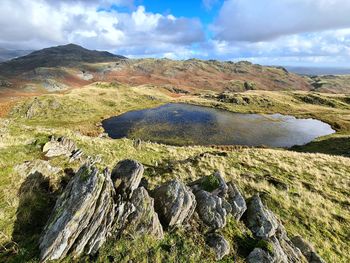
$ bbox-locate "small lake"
[102,103,335,147]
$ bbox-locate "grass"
[0,83,349,262]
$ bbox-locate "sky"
[1,0,350,67]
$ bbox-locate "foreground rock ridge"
[38,157,326,262]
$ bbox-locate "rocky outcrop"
[36,157,322,263]
[43,136,77,158]
[245,194,279,239]
[152,180,196,227]
[39,164,115,261]
[291,236,326,263]
[245,195,307,263]
[194,190,229,229]
[124,187,164,239]
[206,233,230,260]
[226,182,247,220]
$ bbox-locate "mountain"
[0,44,349,102]
[0,44,126,75]
[0,48,33,62]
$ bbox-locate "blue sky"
[1,0,350,67]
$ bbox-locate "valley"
[0,45,349,262]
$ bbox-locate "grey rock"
[111,159,144,195]
[226,182,247,220]
[291,236,326,263]
[43,136,77,158]
[69,149,83,163]
[39,164,115,262]
[15,160,61,178]
[245,194,279,239]
[270,235,306,263]
[273,225,306,263]
[194,190,228,229]
[124,187,164,239]
[206,233,230,260]
[247,248,274,263]
[211,171,228,197]
[25,98,43,119]
[152,180,196,227]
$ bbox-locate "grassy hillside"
[0,84,349,262]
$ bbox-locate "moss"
[256,240,274,255]
[200,175,221,192]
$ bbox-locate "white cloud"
[213,0,350,42]
[0,0,204,57]
[204,29,350,66]
[202,0,219,10]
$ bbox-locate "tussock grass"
[0,83,349,262]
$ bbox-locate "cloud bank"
[0,0,350,66]
[0,0,204,58]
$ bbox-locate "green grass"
[0,83,349,262]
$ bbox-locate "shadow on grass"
[291,136,350,157]
[1,172,57,262]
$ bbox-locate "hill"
[1,44,350,103]
[0,44,126,75]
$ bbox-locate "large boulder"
[194,190,230,229]
[15,159,61,178]
[43,136,77,158]
[39,164,115,262]
[245,194,279,239]
[152,180,196,227]
[291,236,325,263]
[206,233,230,260]
[123,187,164,239]
[226,182,247,220]
[111,159,144,195]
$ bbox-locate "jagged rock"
[39,163,115,262]
[194,190,229,229]
[247,248,274,263]
[15,160,61,178]
[226,182,247,220]
[111,159,144,195]
[245,194,279,239]
[206,233,230,260]
[69,149,83,163]
[211,171,228,197]
[270,235,307,263]
[133,138,142,149]
[291,236,326,263]
[26,98,43,119]
[43,136,77,158]
[273,225,307,263]
[123,187,164,239]
[152,180,196,227]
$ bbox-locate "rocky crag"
[35,138,325,262]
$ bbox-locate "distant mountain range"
[0,44,349,100]
[0,48,33,62]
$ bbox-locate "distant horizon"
[1,1,350,67]
[2,43,350,74]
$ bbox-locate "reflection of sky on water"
[102,103,335,147]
